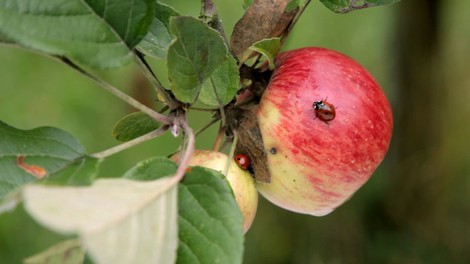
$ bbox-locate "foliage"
[0,0,400,263]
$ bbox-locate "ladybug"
[234,154,251,170]
[313,99,336,124]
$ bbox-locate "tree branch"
[171,113,195,184]
[91,126,169,159]
[200,0,230,47]
[58,57,172,125]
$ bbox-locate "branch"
[195,116,221,136]
[171,114,196,184]
[91,126,169,159]
[58,57,172,125]
[200,0,230,47]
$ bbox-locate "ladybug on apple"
[234,47,393,216]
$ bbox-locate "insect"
[234,154,251,170]
[313,99,336,124]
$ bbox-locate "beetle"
[313,99,336,124]
[234,154,251,170]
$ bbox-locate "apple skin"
[171,150,258,233]
[256,47,393,216]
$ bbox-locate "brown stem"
[171,114,196,183]
[200,0,230,48]
[212,124,225,151]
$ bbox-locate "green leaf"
[0,121,97,201]
[177,167,244,264]
[112,112,161,142]
[124,158,244,264]
[23,176,179,264]
[248,38,281,70]
[0,0,155,68]
[242,0,254,9]
[167,16,229,103]
[45,156,101,186]
[286,0,301,12]
[198,55,241,107]
[319,0,401,13]
[124,156,177,181]
[137,2,180,59]
[23,239,85,264]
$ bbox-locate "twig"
[91,126,169,159]
[58,57,172,125]
[187,107,217,112]
[195,117,221,136]
[200,0,230,48]
[171,114,196,183]
[133,52,181,110]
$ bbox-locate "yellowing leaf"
[23,177,178,264]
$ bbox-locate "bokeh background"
[1,0,470,263]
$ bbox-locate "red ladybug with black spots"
[234,154,251,170]
[313,99,336,124]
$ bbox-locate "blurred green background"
[1,0,470,263]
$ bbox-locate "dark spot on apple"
[270,147,277,154]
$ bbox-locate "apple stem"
[224,130,238,176]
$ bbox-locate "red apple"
[171,150,258,232]
[255,47,393,216]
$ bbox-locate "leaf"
[23,177,179,264]
[0,0,155,68]
[198,55,241,107]
[167,16,229,103]
[242,0,254,9]
[124,158,244,264]
[230,0,299,62]
[23,239,85,264]
[248,38,281,70]
[124,156,177,181]
[45,156,101,185]
[0,121,97,201]
[177,167,244,264]
[112,112,161,142]
[137,2,180,59]
[319,0,401,13]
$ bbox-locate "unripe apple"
[255,47,393,216]
[171,150,258,233]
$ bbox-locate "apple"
[171,150,258,233]
[254,47,393,216]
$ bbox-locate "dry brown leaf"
[230,0,298,62]
[227,105,271,183]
